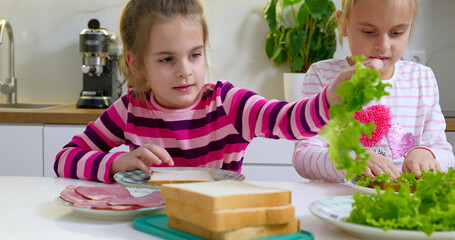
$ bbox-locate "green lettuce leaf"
[356,172,418,188]
[346,168,455,236]
[319,55,391,179]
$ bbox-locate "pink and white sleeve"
[414,71,455,170]
[292,63,347,181]
[293,135,347,181]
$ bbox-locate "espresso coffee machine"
[76,19,122,108]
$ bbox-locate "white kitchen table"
[0,176,361,240]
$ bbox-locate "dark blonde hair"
[334,0,418,44]
[119,0,208,100]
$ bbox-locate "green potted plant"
[264,0,337,101]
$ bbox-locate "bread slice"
[168,216,300,240]
[160,180,291,211]
[147,170,215,185]
[164,198,295,232]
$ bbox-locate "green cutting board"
[133,214,314,240]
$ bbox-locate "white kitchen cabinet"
[43,124,87,177]
[43,124,129,177]
[243,138,308,182]
[244,137,295,165]
[241,164,306,182]
[1,123,309,181]
[0,124,43,176]
[446,131,455,154]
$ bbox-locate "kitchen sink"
[0,103,64,110]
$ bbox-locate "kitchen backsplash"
[0,0,454,110]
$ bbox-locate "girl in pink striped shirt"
[54,0,356,183]
[293,0,455,182]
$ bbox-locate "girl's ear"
[126,51,144,78]
[336,10,348,37]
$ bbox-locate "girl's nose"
[375,34,390,52]
[176,61,192,79]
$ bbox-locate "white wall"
[418,1,455,112]
[0,0,454,109]
[0,0,126,104]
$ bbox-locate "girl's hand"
[403,148,441,178]
[110,144,174,176]
[326,59,384,106]
[360,149,401,180]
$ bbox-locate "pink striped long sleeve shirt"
[293,59,455,182]
[55,81,329,183]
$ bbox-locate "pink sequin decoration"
[354,105,392,147]
[387,124,414,159]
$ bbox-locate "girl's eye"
[191,52,202,59]
[159,57,173,63]
[361,30,376,35]
[391,31,405,36]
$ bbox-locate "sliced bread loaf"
[164,198,295,232]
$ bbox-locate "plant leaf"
[282,0,304,8]
[306,0,328,19]
[296,3,309,29]
[265,32,275,58]
[264,0,278,30]
[285,29,303,57]
[275,0,285,28]
[292,60,304,73]
[271,46,287,66]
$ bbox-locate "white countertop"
[0,176,360,240]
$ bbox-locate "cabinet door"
[244,138,296,164]
[43,124,129,177]
[241,165,307,182]
[0,124,43,176]
[446,132,455,154]
[242,138,307,181]
[43,124,86,177]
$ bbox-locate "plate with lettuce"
[347,172,419,195]
[311,168,455,239]
[316,56,455,238]
[309,195,455,240]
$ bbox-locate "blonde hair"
[119,0,208,101]
[334,0,418,44]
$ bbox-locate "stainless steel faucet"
[0,19,17,104]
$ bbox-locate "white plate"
[309,196,455,240]
[55,187,164,220]
[346,178,414,195]
[114,167,245,189]
[346,178,382,195]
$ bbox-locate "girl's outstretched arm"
[54,96,132,183]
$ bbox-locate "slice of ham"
[107,191,165,208]
[59,185,164,211]
[60,185,137,210]
[75,185,132,200]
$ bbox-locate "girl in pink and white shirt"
[293,0,455,182]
